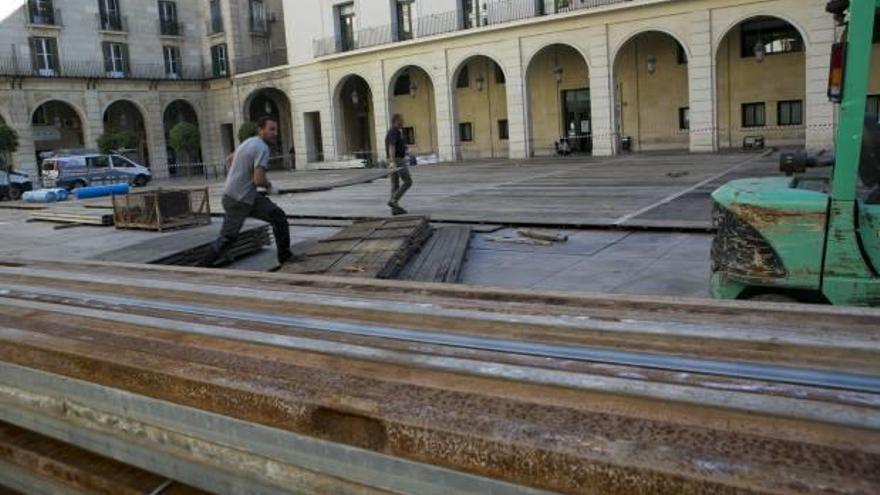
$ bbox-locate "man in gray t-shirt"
[203,117,293,266]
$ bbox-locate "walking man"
[386,113,413,216]
[204,116,293,266]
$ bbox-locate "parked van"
[0,169,33,201]
[40,153,151,190]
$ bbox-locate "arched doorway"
[526,44,591,156]
[335,75,376,161]
[388,66,438,157]
[244,88,294,169]
[103,100,149,165]
[31,100,85,162]
[452,56,508,159]
[163,100,202,166]
[715,16,806,149]
[613,31,690,152]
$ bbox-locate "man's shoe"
[278,251,305,265]
[391,205,407,216]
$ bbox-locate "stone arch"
[524,43,593,156]
[610,27,692,70]
[102,99,151,166]
[242,87,295,169]
[523,41,592,74]
[30,99,87,162]
[333,74,377,161]
[162,99,202,167]
[714,14,807,149]
[387,65,439,156]
[450,54,510,159]
[713,12,810,52]
[612,30,692,152]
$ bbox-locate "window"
[498,119,509,140]
[868,95,880,124]
[163,46,181,77]
[338,3,356,52]
[112,155,135,168]
[209,0,223,33]
[677,44,688,65]
[211,44,228,77]
[402,127,415,145]
[742,102,766,128]
[87,156,110,168]
[30,37,58,76]
[98,0,123,31]
[159,1,179,35]
[393,72,411,96]
[457,66,469,88]
[396,0,414,41]
[679,107,690,130]
[461,0,485,29]
[494,64,505,84]
[102,42,128,77]
[459,122,473,142]
[29,0,56,25]
[777,100,803,126]
[741,17,803,58]
[250,0,267,33]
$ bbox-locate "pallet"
[281,216,430,278]
[397,226,471,283]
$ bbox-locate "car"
[40,152,151,191]
[0,169,33,201]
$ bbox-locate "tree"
[238,121,258,143]
[97,131,139,154]
[169,122,201,163]
[0,125,18,172]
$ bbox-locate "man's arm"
[252,147,271,189]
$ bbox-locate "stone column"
[804,11,836,151]
[688,9,717,153]
[587,25,615,157]
[431,53,456,162]
[503,40,528,160]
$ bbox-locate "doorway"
[562,88,591,153]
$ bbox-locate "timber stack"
[0,258,878,494]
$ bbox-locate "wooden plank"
[398,226,471,283]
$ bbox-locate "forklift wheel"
[749,293,798,303]
[8,188,22,201]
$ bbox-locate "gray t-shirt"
[224,136,270,204]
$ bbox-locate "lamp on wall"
[409,80,418,97]
[646,55,657,75]
[754,40,767,63]
[351,90,360,105]
[264,100,273,114]
[553,65,564,83]
[475,74,485,91]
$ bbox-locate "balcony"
[26,5,61,27]
[207,15,224,34]
[234,47,287,74]
[0,56,216,81]
[159,19,185,37]
[313,0,632,57]
[97,13,127,32]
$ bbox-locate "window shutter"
[102,42,113,72]
[121,44,130,74]
[98,0,107,17]
[48,37,58,72]
[28,37,39,73]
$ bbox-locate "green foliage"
[0,125,18,154]
[169,122,201,155]
[238,121,258,143]
[97,131,139,154]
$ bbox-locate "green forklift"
[710,0,880,306]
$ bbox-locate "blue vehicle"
[40,152,151,190]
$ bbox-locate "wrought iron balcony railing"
[0,56,217,81]
[159,19,185,37]
[234,48,288,74]
[27,5,61,26]
[97,12,127,32]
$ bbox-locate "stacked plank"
[282,216,431,278]
[93,220,270,267]
[29,207,114,226]
[397,225,471,283]
[0,421,208,494]
[0,259,878,494]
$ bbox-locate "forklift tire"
[749,293,798,303]
[8,187,22,201]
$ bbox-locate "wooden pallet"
[397,226,471,283]
[281,216,430,278]
[29,208,114,226]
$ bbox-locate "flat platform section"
[397,226,471,283]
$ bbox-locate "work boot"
[388,201,407,216]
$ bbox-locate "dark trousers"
[390,166,412,203]
[205,194,291,266]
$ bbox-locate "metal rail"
[5,283,880,394]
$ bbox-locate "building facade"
[1,0,878,177]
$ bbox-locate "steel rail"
[4,283,880,395]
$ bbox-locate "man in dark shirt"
[385,113,412,216]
